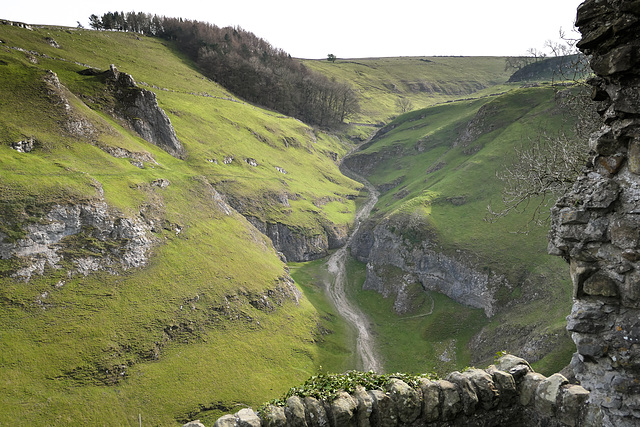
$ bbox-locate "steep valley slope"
[0,23,362,425]
[343,85,576,375]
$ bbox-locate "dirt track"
[325,168,382,372]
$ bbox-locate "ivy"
[261,370,438,410]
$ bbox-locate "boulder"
[236,408,261,427]
[260,404,286,427]
[304,396,329,427]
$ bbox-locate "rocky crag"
[547,0,640,426]
[103,64,186,159]
[350,218,499,317]
[245,216,349,262]
[0,202,152,282]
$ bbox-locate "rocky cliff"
[103,64,186,159]
[350,217,499,317]
[547,0,640,425]
[0,201,153,281]
[246,217,350,262]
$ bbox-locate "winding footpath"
[325,167,382,372]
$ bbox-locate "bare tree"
[488,51,601,227]
[395,97,413,114]
[487,123,590,226]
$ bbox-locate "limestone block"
[417,378,440,422]
[463,369,500,411]
[285,395,308,427]
[445,371,478,415]
[566,300,608,334]
[236,408,261,427]
[535,373,569,416]
[213,414,237,427]
[385,378,420,424]
[590,45,637,76]
[352,386,372,427]
[260,404,286,427]
[629,139,640,175]
[492,370,517,406]
[494,354,532,376]
[330,392,357,427]
[622,270,640,304]
[304,396,329,427]
[596,153,625,175]
[582,404,604,427]
[583,272,619,297]
[574,334,606,357]
[368,389,398,426]
[560,208,590,225]
[519,372,546,407]
[611,217,640,249]
[558,385,590,427]
[436,380,462,421]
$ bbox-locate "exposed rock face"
[547,1,640,425]
[342,144,404,177]
[209,355,596,427]
[105,65,185,159]
[350,218,499,317]
[0,202,152,281]
[246,217,349,262]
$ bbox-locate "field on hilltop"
[303,56,514,126]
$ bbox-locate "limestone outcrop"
[104,65,186,159]
[208,355,596,427]
[246,217,349,262]
[350,217,499,317]
[547,1,640,426]
[0,202,152,281]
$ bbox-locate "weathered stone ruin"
[548,0,640,425]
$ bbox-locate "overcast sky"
[3,0,584,59]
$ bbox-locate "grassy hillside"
[343,85,575,374]
[302,56,514,127]
[0,23,360,425]
[0,20,581,425]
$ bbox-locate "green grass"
[0,24,365,425]
[342,254,488,376]
[303,56,514,125]
[345,85,576,371]
[289,259,358,374]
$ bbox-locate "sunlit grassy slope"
[343,85,575,375]
[0,21,578,425]
[302,56,514,126]
[0,24,361,425]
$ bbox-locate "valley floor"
[325,168,381,372]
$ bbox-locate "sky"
[3,0,585,59]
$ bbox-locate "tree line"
[88,12,359,127]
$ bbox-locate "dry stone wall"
[547,1,640,426]
[206,355,594,427]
